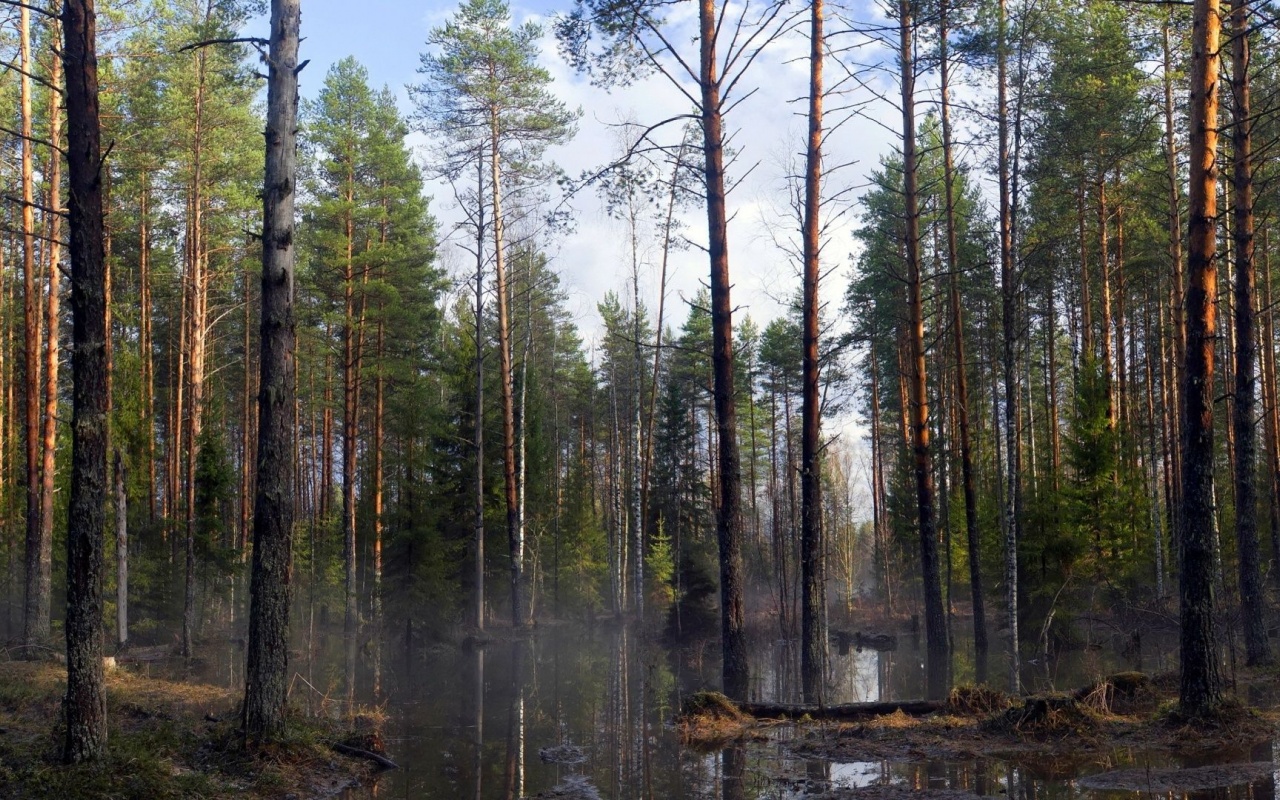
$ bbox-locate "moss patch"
[0,661,385,798]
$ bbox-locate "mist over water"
[156,621,1262,799]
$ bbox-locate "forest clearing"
[0,0,1279,795]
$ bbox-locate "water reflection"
[153,623,1243,799]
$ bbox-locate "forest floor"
[680,670,1280,797]
[0,660,388,799]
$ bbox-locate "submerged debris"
[982,694,1100,737]
[1078,762,1277,792]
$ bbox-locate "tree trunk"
[243,0,300,744]
[115,450,127,648]
[474,189,486,631]
[39,37,64,658]
[490,114,523,628]
[1229,0,1269,666]
[342,198,359,638]
[62,0,108,762]
[182,44,210,658]
[997,0,1021,696]
[21,1,47,652]
[900,0,948,701]
[940,0,986,672]
[1179,0,1224,716]
[699,0,747,699]
[140,178,155,522]
[1164,16,1186,557]
[372,318,385,625]
[1098,179,1115,429]
[800,0,826,705]
[1261,236,1280,581]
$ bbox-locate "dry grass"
[676,691,763,749]
[946,684,1010,716]
[0,661,387,799]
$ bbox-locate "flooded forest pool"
[163,622,1276,799]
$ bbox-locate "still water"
[186,621,1273,799]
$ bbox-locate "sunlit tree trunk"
[182,44,210,657]
[21,2,47,651]
[38,38,64,656]
[1179,0,1224,716]
[800,0,827,706]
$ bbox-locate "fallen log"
[735,699,943,720]
[332,741,399,771]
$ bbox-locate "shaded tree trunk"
[940,0,986,674]
[243,0,300,744]
[490,114,523,628]
[699,0,747,699]
[62,0,108,762]
[115,450,127,648]
[900,0,948,700]
[997,0,1021,695]
[1229,0,1269,666]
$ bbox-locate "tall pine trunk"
[940,0,986,673]
[38,39,64,655]
[1179,0,1224,716]
[1229,0,1269,666]
[243,0,300,743]
[21,2,47,651]
[997,0,1021,695]
[800,0,827,705]
[489,116,523,627]
[63,0,108,762]
[473,188,486,631]
[699,0,747,698]
[900,0,948,700]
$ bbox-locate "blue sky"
[244,0,909,492]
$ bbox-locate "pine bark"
[1229,0,1270,666]
[900,0,948,700]
[1179,0,1224,716]
[700,0,748,699]
[38,38,64,655]
[800,0,827,706]
[21,2,47,651]
[63,0,109,762]
[474,194,486,631]
[940,0,987,669]
[490,113,523,627]
[243,0,300,744]
[115,450,127,648]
